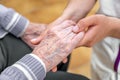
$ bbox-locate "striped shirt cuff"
[14,54,46,80]
[0,5,29,37]
[8,13,29,37]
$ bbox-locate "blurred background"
[1,0,99,79]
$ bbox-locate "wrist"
[30,54,47,73]
[33,47,68,72]
[108,17,120,38]
[22,23,47,38]
[33,52,51,72]
[21,23,34,37]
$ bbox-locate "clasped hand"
[21,20,84,72]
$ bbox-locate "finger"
[66,32,76,40]
[72,25,80,33]
[58,27,71,35]
[58,26,74,39]
[74,15,97,33]
[30,36,43,45]
[72,32,84,46]
[51,67,57,72]
[30,30,47,45]
[79,27,97,47]
[62,58,68,63]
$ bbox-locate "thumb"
[31,30,48,45]
[73,15,97,33]
[78,26,97,47]
[30,36,43,45]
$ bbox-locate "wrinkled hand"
[73,14,119,47]
[30,21,75,72]
[30,17,77,44]
[32,20,84,72]
[21,23,47,49]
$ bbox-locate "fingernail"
[31,38,37,42]
[73,25,79,33]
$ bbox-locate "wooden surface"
[1,0,99,79]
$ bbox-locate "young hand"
[73,14,120,47]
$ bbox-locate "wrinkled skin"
[33,20,84,71]
[21,23,47,49]
[21,22,68,71]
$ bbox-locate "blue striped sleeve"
[0,4,29,37]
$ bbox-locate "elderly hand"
[21,23,47,49]
[73,14,120,47]
[32,20,84,71]
[30,21,76,72]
